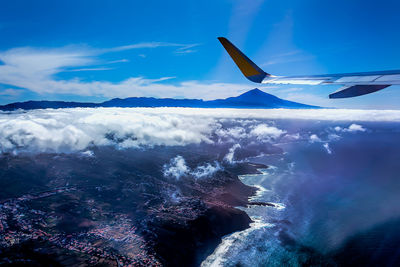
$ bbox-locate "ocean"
[203,121,400,266]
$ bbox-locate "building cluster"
[0,190,162,266]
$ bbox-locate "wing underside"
[329,85,391,99]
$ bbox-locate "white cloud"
[347,123,366,132]
[309,134,321,143]
[327,133,341,141]
[335,123,366,133]
[323,143,332,154]
[285,133,301,141]
[192,162,222,179]
[163,156,190,180]
[309,136,333,154]
[216,127,247,141]
[250,124,286,140]
[80,150,95,158]
[224,144,241,164]
[163,155,221,180]
[334,126,343,132]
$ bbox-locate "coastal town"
[0,188,161,266]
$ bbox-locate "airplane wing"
[218,37,400,98]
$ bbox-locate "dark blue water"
[203,121,400,266]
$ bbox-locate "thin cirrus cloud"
[104,42,200,53]
[0,41,261,100]
[0,88,23,97]
[261,50,314,67]
[66,67,114,72]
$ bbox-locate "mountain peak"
[234,88,279,102]
[237,88,278,99]
[240,88,265,95]
[248,88,264,93]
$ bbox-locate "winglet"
[218,37,268,83]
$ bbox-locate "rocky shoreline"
[143,162,268,266]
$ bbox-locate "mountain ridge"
[0,88,320,111]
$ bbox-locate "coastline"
[142,162,269,266]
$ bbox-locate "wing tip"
[217,37,268,83]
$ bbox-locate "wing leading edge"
[218,37,399,98]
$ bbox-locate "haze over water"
[203,120,400,266]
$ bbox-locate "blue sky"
[1,0,400,109]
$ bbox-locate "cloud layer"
[0,107,398,153]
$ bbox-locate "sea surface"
[203,121,400,266]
